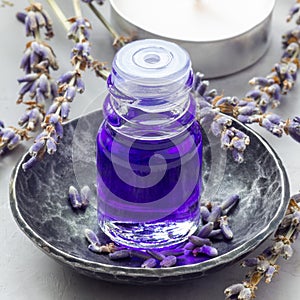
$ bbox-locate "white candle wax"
[112,0,274,41]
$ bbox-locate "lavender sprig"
[23,0,110,169]
[192,2,300,163]
[224,193,300,300]
[0,2,57,155]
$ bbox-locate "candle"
[110,0,275,77]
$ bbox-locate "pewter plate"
[10,110,289,284]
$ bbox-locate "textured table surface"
[1,1,300,299]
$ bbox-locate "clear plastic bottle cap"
[111,39,192,99]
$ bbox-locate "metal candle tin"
[109,0,276,78]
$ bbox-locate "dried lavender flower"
[84,228,100,245]
[69,185,81,209]
[160,255,177,268]
[109,250,130,260]
[80,185,91,208]
[141,258,157,268]
[146,250,165,261]
[198,222,214,238]
[188,236,212,247]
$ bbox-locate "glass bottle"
[96,39,202,249]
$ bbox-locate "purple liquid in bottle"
[96,39,202,248]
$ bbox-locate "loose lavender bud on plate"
[196,245,218,257]
[221,194,240,211]
[183,242,196,251]
[219,216,234,240]
[146,250,165,261]
[141,258,157,268]
[160,248,185,257]
[80,185,91,208]
[84,228,100,245]
[88,243,103,253]
[109,250,130,260]
[188,236,212,247]
[198,222,214,238]
[200,205,211,222]
[130,250,151,260]
[68,185,81,209]
[207,205,222,223]
[160,255,177,268]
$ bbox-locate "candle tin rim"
[109,0,276,78]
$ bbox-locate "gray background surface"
[1,1,300,299]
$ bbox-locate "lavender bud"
[249,77,272,87]
[232,148,244,164]
[282,244,293,260]
[221,194,240,210]
[265,265,278,284]
[39,74,50,96]
[109,250,130,260]
[65,86,76,101]
[241,257,259,267]
[161,248,184,257]
[184,242,196,250]
[224,283,244,298]
[130,250,151,260]
[210,120,222,136]
[22,156,37,171]
[18,73,39,83]
[55,122,63,139]
[47,102,59,115]
[196,80,209,96]
[256,258,270,273]
[58,71,75,84]
[188,236,212,247]
[18,111,30,126]
[200,205,211,222]
[208,229,222,238]
[46,137,57,155]
[29,139,46,156]
[220,216,234,240]
[76,77,85,93]
[61,102,71,119]
[287,3,300,22]
[198,222,214,238]
[146,250,165,261]
[238,287,252,300]
[84,228,100,245]
[80,185,91,208]
[160,255,177,268]
[19,81,33,96]
[88,243,103,253]
[232,138,246,152]
[141,258,157,268]
[68,185,82,209]
[207,205,222,223]
[195,245,218,257]
[16,12,27,23]
[7,134,21,150]
[0,120,4,128]
[272,241,285,255]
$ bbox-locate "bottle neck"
[102,39,196,139]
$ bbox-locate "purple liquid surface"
[96,96,202,248]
